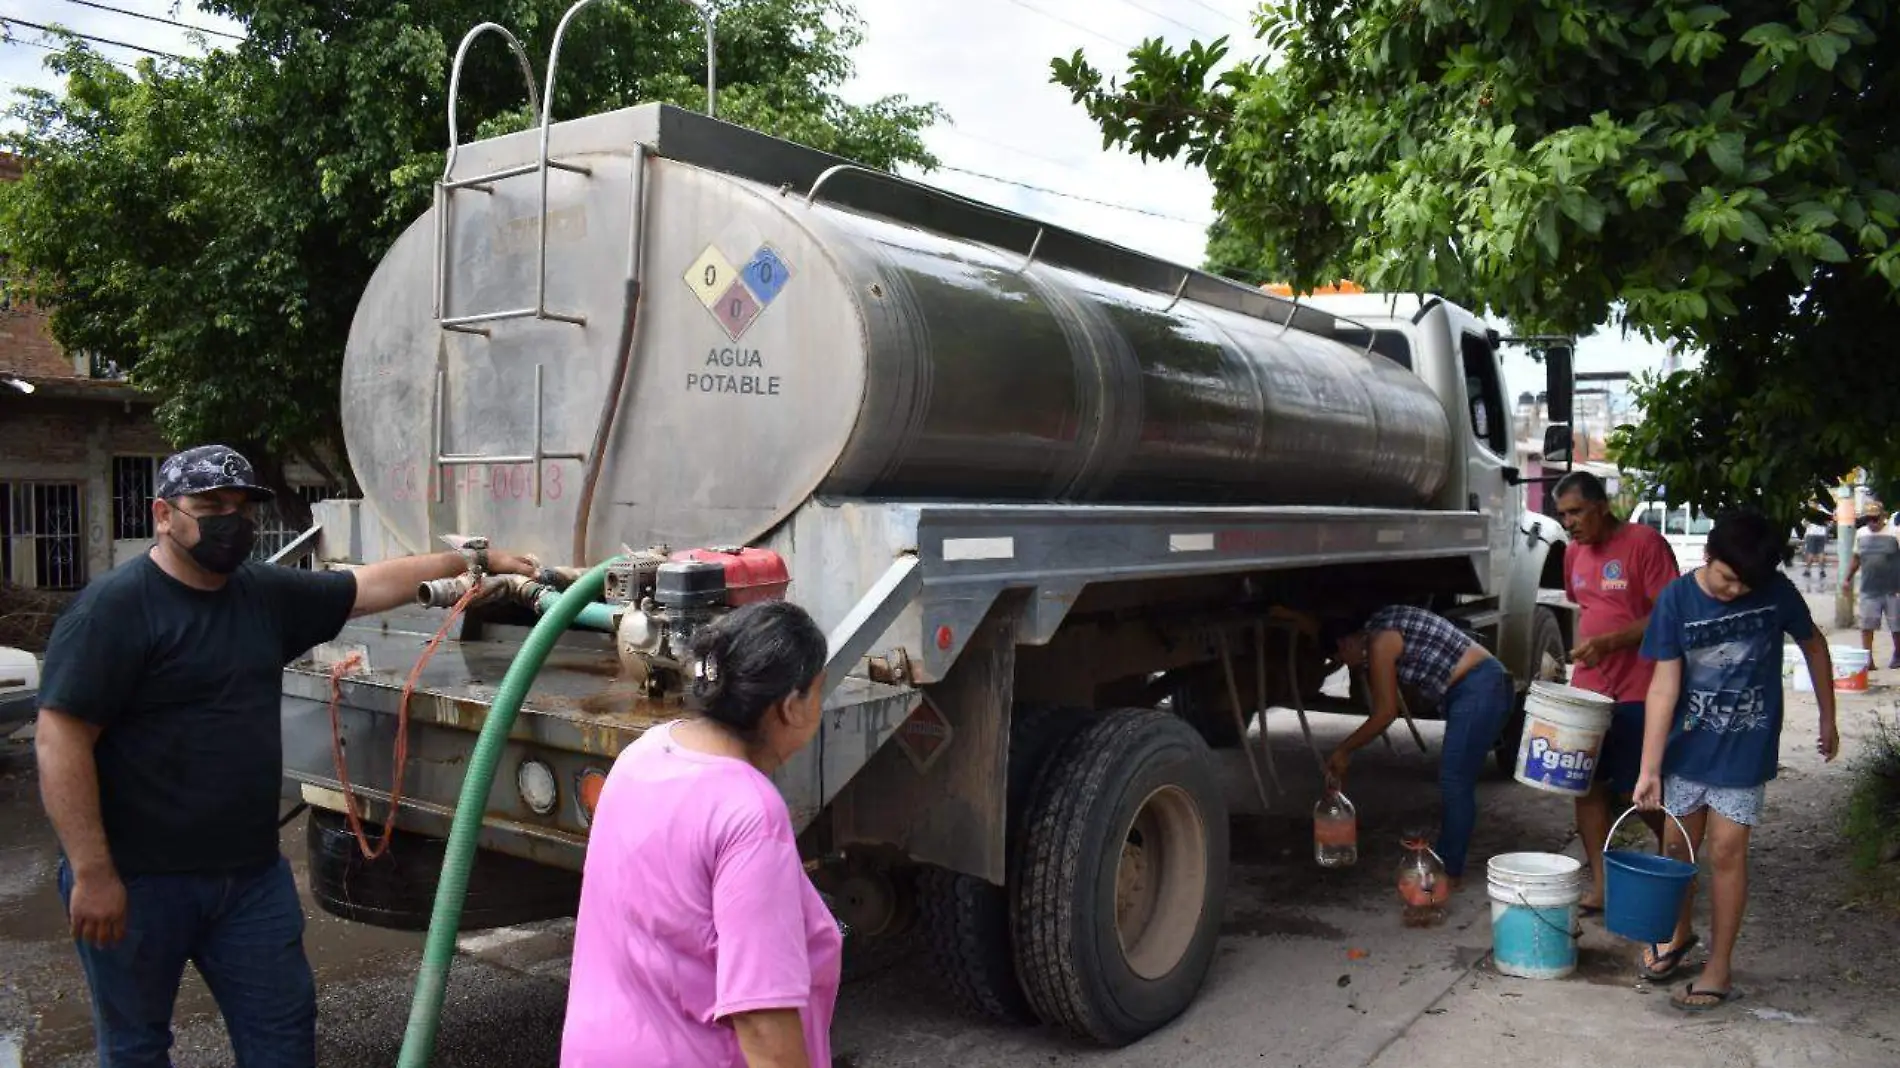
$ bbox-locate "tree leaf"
[1738,52,1774,87]
[1740,23,1796,47]
[1708,132,1745,176]
[1805,33,1844,71]
[1737,210,1772,245]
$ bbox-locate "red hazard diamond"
[711,279,762,340]
[893,696,954,773]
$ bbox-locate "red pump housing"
[668,547,791,606]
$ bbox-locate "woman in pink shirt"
[561,601,841,1068]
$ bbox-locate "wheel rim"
[1113,784,1208,980]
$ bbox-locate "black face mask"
[180,512,257,574]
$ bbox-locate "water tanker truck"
[281,29,1578,1049]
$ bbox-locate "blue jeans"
[58,855,315,1068]
[1435,658,1514,878]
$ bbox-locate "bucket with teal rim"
[1486,852,1584,979]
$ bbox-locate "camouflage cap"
[155,444,275,502]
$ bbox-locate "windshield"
[1661,506,1712,536]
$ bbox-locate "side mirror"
[1543,423,1572,463]
[1544,344,1574,425]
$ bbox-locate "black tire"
[1495,607,1566,774]
[306,808,581,931]
[917,865,1036,1022]
[1012,708,1229,1047]
[916,705,1091,1024]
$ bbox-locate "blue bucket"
[1603,807,1698,944]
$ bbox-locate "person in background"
[1321,605,1513,888]
[36,445,540,1068]
[1634,510,1839,1011]
[1843,501,1900,670]
[1552,471,1674,913]
[562,600,839,1068]
[1801,519,1830,584]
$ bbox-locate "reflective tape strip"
[942,536,1015,561]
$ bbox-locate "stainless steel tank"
[341,105,1453,565]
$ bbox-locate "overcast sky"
[1,0,1680,401]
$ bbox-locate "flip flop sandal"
[1671,984,1737,1012]
[1638,933,1700,981]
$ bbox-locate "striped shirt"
[1365,605,1473,702]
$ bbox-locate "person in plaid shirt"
[1321,606,1514,885]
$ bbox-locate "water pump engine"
[610,546,791,696]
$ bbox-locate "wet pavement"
[3,585,1898,1066]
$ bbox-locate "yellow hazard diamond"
[684,245,739,309]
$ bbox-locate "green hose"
[528,586,619,633]
[396,555,625,1068]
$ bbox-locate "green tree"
[1,1,941,517]
[1052,0,1900,534]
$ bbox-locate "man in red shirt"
[1555,472,1677,910]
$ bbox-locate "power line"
[937,124,1096,176]
[936,162,1214,227]
[57,0,242,42]
[1108,0,1222,38]
[0,15,188,59]
[995,0,1137,51]
[0,33,137,70]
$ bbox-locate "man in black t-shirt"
[35,444,539,1068]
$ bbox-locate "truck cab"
[1298,290,1575,676]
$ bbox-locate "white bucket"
[1785,644,1870,692]
[1487,852,1584,980]
[1512,681,1615,797]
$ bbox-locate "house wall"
[0,395,335,587]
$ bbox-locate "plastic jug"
[1313,789,1358,868]
[1397,834,1450,927]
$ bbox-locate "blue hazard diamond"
[742,246,792,306]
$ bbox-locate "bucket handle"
[1608,804,1696,867]
[1508,887,1584,942]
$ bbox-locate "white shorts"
[1665,774,1766,827]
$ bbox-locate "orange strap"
[327,582,482,860]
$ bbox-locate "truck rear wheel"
[306,808,580,931]
[917,866,1037,1022]
[830,861,923,984]
[1012,708,1228,1046]
[915,705,1091,1024]
[1495,606,1567,774]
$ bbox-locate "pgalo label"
[1520,726,1598,790]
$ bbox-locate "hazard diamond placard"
[892,695,954,773]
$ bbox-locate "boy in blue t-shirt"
[1633,510,1840,1011]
